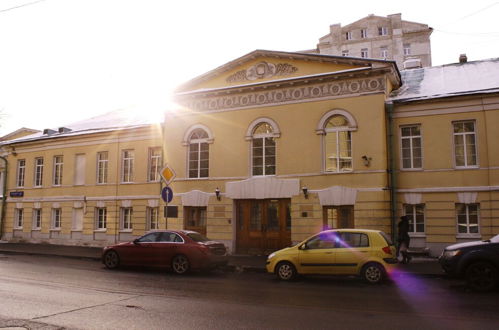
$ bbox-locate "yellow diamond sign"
[160,164,176,185]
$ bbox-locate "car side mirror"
[299,243,308,250]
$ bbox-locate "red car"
[102,230,228,274]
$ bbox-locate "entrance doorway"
[235,199,291,255]
[322,205,354,230]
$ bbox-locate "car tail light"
[382,246,392,255]
[198,244,211,255]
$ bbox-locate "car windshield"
[187,232,210,242]
[490,234,499,243]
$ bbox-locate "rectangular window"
[148,147,162,182]
[252,137,276,176]
[401,125,422,169]
[74,154,86,185]
[95,208,107,230]
[53,155,63,186]
[52,208,62,229]
[147,207,159,230]
[360,28,367,38]
[34,157,44,187]
[453,121,477,167]
[341,50,349,57]
[403,43,411,56]
[404,204,425,233]
[378,26,388,36]
[380,46,388,59]
[325,131,352,172]
[456,203,479,235]
[32,209,42,230]
[345,31,352,40]
[14,208,23,229]
[121,150,134,183]
[16,159,26,187]
[360,48,368,58]
[96,152,108,184]
[121,207,133,230]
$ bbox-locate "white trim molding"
[226,176,299,199]
[316,109,358,135]
[245,117,281,141]
[457,192,478,204]
[404,193,422,205]
[182,123,215,146]
[398,186,499,193]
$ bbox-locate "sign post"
[160,164,176,229]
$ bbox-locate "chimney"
[459,54,468,63]
[43,128,57,135]
[58,127,72,134]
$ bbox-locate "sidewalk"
[0,242,444,276]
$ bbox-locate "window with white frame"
[453,121,477,167]
[341,50,349,57]
[148,147,162,182]
[252,123,276,176]
[16,159,26,187]
[360,28,367,38]
[14,208,23,229]
[188,129,209,178]
[96,151,108,184]
[345,31,352,40]
[95,207,107,230]
[324,115,353,172]
[32,209,42,230]
[360,48,368,58]
[401,125,422,169]
[456,203,479,235]
[52,208,62,229]
[53,155,63,186]
[378,26,388,36]
[147,207,159,230]
[34,157,44,187]
[380,46,388,59]
[403,43,411,56]
[404,204,425,233]
[121,207,133,231]
[121,150,134,183]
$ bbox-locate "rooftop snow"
[389,58,499,102]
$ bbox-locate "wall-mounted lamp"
[215,187,221,201]
[302,186,308,199]
[361,155,372,167]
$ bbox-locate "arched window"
[188,128,209,178]
[252,122,276,176]
[324,114,353,172]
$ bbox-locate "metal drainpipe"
[385,102,398,243]
[0,156,8,239]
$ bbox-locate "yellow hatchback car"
[266,229,397,283]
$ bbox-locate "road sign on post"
[161,186,173,203]
[160,164,176,185]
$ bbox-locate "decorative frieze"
[226,61,298,83]
[178,77,385,112]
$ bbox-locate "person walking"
[397,215,412,264]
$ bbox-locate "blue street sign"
[161,186,173,203]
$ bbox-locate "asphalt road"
[0,253,497,330]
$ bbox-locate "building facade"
[0,110,164,246]
[317,13,433,70]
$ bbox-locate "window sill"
[94,229,106,233]
[71,229,83,232]
[13,227,23,230]
[31,228,41,231]
[50,229,61,232]
[400,168,423,172]
[409,233,426,238]
[454,166,479,170]
[456,234,481,239]
[119,230,133,233]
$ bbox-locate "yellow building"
[0,110,164,246]
[165,50,402,255]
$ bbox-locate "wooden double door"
[236,199,291,255]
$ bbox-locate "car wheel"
[362,262,385,284]
[275,261,296,281]
[103,250,120,269]
[171,254,190,275]
[465,261,498,292]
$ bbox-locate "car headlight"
[443,250,461,258]
[267,252,276,260]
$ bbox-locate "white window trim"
[187,132,210,179]
[147,207,159,230]
[120,207,133,232]
[96,151,109,184]
[316,109,357,135]
[16,159,26,188]
[182,124,214,146]
[360,28,367,38]
[95,207,107,231]
[404,204,426,235]
[53,155,63,186]
[245,117,281,141]
[51,208,62,229]
[14,208,23,229]
[379,26,388,36]
[452,120,479,169]
[345,31,352,40]
[400,124,423,171]
[121,150,135,183]
[148,147,162,182]
[34,157,44,187]
[456,203,481,238]
[360,48,368,58]
[32,209,42,230]
[403,43,411,56]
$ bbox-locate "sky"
[0,0,498,136]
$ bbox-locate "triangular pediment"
[176,50,395,92]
